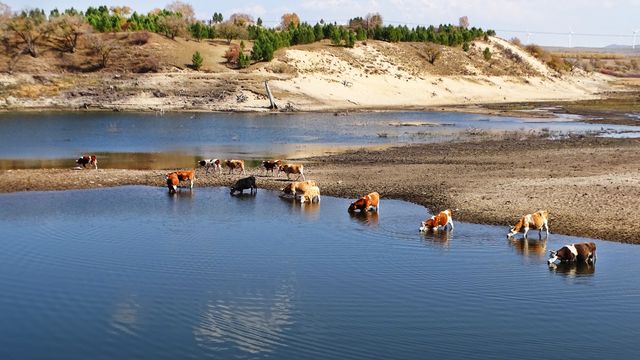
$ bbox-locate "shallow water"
[1,186,639,359]
[1,111,639,169]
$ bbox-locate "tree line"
[0,1,495,70]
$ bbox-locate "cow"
[166,170,195,193]
[230,176,257,195]
[278,163,305,180]
[297,185,321,204]
[548,242,597,264]
[281,180,317,196]
[225,160,246,175]
[420,209,454,232]
[348,192,380,213]
[76,155,98,169]
[507,210,549,239]
[198,159,222,175]
[262,159,281,176]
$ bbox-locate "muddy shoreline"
[2,136,639,244]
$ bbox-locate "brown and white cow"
[297,185,321,204]
[76,155,98,169]
[166,170,195,193]
[278,163,305,180]
[420,209,454,232]
[262,159,281,176]
[281,180,317,196]
[225,160,246,175]
[198,159,222,175]
[348,192,380,213]
[507,210,549,239]
[548,242,596,264]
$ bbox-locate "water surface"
[1,187,639,359]
[2,111,638,169]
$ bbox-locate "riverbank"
[2,136,639,243]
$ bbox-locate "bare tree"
[50,14,89,53]
[166,1,195,22]
[424,45,441,65]
[110,6,132,17]
[0,2,11,38]
[88,34,118,68]
[280,13,300,29]
[459,16,469,29]
[365,13,383,30]
[7,9,51,57]
[229,13,254,27]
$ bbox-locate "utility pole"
[526,32,532,44]
[633,30,639,50]
[568,29,574,48]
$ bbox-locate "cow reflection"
[509,238,547,257]
[421,230,451,247]
[549,261,595,277]
[279,196,320,219]
[349,210,379,227]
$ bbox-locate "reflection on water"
[549,261,596,277]
[110,295,140,337]
[509,238,548,257]
[194,282,295,355]
[420,230,452,247]
[349,211,380,227]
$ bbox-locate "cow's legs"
[523,226,529,239]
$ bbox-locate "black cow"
[230,176,257,195]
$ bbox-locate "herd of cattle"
[77,155,597,267]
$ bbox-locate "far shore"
[2,136,639,244]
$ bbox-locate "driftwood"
[264,81,278,110]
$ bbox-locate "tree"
[280,13,300,29]
[424,45,441,64]
[229,13,253,27]
[256,17,262,27]
[110,6,132,17]
[462,41,470,52]
[365,13,383,30]
[483,47,492,61]
[88,34,118,68]
[157,13,187,39]
[218,21,246,44]
[166,1,195,22]
[212,12,223,23]
[7,9,50,57]
[191,50,203,70]
[459,16,469,29]
[50,14,88,53]
[0,2,10,35]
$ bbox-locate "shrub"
[130,31,150,45]
[224,44,240,65]
[462,41,469,52]
[424,45,441,64]
[191,50,203,70]
[238,52,250,68]
[136,56,160,73]
[483,47,492,61]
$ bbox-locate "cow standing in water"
[507,210,549,239]
[548,242,596,264]
[420,209,454,232]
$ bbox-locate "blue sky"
[3,0,640,47]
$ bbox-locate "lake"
[1,111,639,169]
[1,186,639,359]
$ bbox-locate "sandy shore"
[2,136,639,244]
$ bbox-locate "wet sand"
[2,136,639,243]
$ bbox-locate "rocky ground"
[2,136,639,244]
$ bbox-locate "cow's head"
[348,198,366,212]
[548,250,559,264]
[419,221,428,232]
[507,226,518,238]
